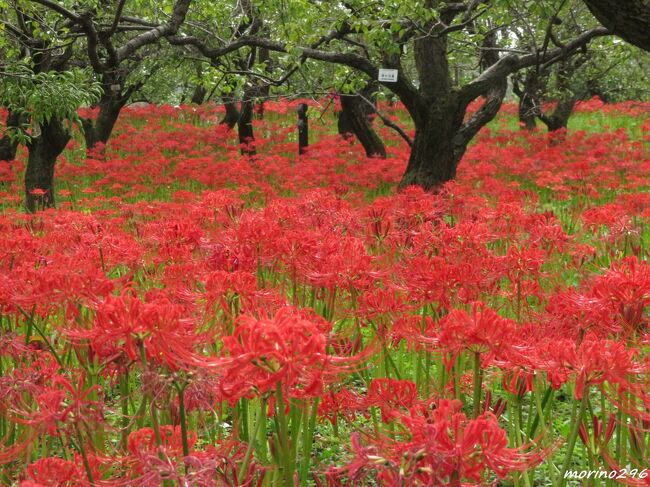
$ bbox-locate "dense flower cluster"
[0,99,649,485]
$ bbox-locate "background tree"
[509,1,649,132]
[23,0,192,150]
[175,0,608,189]
[0,3,103,211]
[338,82,387,159]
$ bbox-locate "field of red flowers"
[1,99,649,486]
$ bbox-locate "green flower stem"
[472,351,482,418]
[560,389,590,486]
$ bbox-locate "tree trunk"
[256,47,271,119]
[398,97,465,190]
[398,28,507,191]
[297,103,309,155]
[519,96,538,131]
[220,99,240,128]
[513,75,539,131]
[25,118,70,212]
[540,94,579,132]
[0,111,22,162]
[82,98,124,150]
[238,99,255,156]
[191,84,207,105]
[338,94,386,158]
[582,0,650,51]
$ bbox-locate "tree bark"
[0,111,22,162]
[538,58,584,133]
[338,94,386,158]
[398,29,508,190]
[25,118,70,212]
[220,99,240,128]
[540,94,579,132]
[238,99,255,156]
[82,75,140,150]
[297,103,309,155]
[513,73,540,131]
[519,96,538,131]
[191,84,207,105]
[398,96,465,190]
[256,47,271,119]
[582,0,650,51]
[82,97,125,150]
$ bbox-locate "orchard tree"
[0,110,23,163]
[579,41,650,102]
[509,1,649,132]
[508,0,594,132]
[1,0,194,211]
[0,67,101,211]
[169,0,304,156]
[22,0,193,150]
[0,4,103,210]
[174,0,610,189]
[338,83,387,159]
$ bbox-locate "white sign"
[378,69,399,83]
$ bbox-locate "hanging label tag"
[378,69,398,82]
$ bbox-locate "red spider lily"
[0,100,648,483]
[366,378,418,423]
[539,334,644,399]
[8,372,103,436]
[201,270,271,322]
[66,291,203,369]
[591,257,650,335]
[303,235,382,293]
[126,430,262,486]
[128,425,197,458]
[317,388,367,427]
[331,399,549,485]
[429,302,518,369]
[544,289,618,338]
[578,413,617,450]
[23,457,80,486]
[218,307,369,402]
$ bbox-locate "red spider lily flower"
[591,257,650,335]
[366,378,418,423]
[21,453,104,486]
[23,457,80,486]
[218,307,371,402]
[318,388,367,427]
[66,291,203,369]
[218,307,331,401]
[302,235,382,293]
[579,413,617,450]
[538,334,644,399]
[128,425,197,458]
[202,270,268,321]
[431,302,517,369]
[355,284,413,323]
[0,432,39,465]
[8,372,103,436]
[332,399,548,485]
[544,289,618,338]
